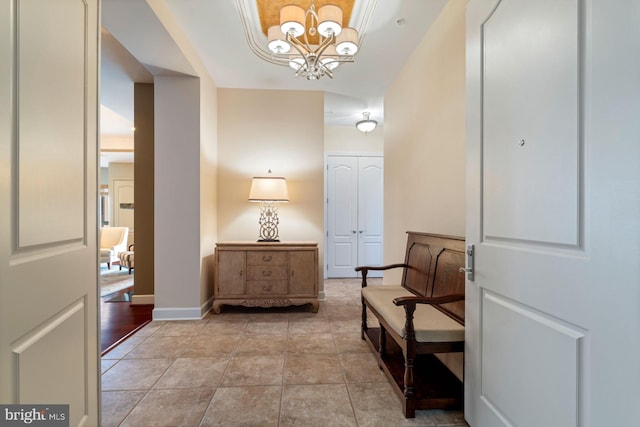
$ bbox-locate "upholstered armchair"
[99,227,129,269]
[119,244,134,274]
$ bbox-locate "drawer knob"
[263,284,272,291]
[263,270,272,277]
[263,255,272,262]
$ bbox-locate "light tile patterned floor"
[101,279,468,426]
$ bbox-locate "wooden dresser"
[213,242,319,313]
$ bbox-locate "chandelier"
[266,0,360,80]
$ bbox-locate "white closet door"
[357,157,383,272]
[326,156,383,278]
[327,157,358,277]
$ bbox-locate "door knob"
[352,230,356,234]
[359,230,364,234]
[459,267,472,273]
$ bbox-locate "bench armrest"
[355,263,406,272]
[393,294,465,307]
[393,294,465,342]
[356,263,407,288]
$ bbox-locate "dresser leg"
[211,302,222,314]
[310,300,320,313]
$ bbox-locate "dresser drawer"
[247,280,288,295]
[247,265,288,281]
[247,251,288,266]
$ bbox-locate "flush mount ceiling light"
[356,112,377,133]
[237,0,377,80]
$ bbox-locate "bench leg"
[402,304,416,418]
[361,296,368,340]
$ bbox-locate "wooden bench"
[357,231,465,418]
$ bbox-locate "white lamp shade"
[249,177,290,202]
[335,27,359,55]
[317,5,342,37]
[280,5,305,37]
[356,112,377,133]
[267,26,291,53]
[320,45,340,70]
[289,56,305,70]
[356,120,377,133]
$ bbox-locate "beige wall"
[384,0,466,282]
[325,125,383,154]
[383,0,466,379]
[218,88,325,294]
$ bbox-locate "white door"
[465,1,640,426]
[327,156,383,278]
[0,1,100,425]
[327,156,358,277]
[357,157,383,268]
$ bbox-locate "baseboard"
[153,307,203,321]
[201,296,213,317]
[131,294,154,305]
[318,290,326,301]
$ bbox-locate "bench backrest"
[401,232,466,324]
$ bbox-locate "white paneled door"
[327,156,383,278]
[466,1,640,426]
[0,1,100,425]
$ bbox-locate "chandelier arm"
[286,33,313,77]
[314,33,335,57]
[287,33,310,55]
[318,64,334,78]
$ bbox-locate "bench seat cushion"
[362,285,464,343]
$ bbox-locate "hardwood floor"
[100,287,153,354]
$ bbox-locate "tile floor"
[101,279,468,426]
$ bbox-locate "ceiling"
[100,0,447,137]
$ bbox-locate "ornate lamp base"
[256,201,281,242]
